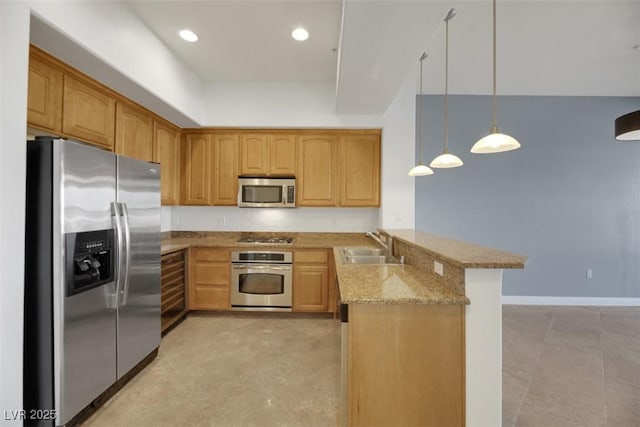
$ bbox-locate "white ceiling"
[128,0,640,115]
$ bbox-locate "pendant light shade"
[470,0,521,154]
[408,164,434,176]
[615,110,640,141]
[408,52,434,177]
[472,125,521,153]
[430,8,463,169]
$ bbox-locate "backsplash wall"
[162,206,380,232]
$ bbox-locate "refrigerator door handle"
[111,201,124,309]
[120,202,132,306]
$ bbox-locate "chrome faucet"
[366,231,393,256]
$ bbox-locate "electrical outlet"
[434,261,444,276]
[586,269,593,279]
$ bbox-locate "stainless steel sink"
[340,247,403,265]
[346,255,402,264]
[342,247,386,257]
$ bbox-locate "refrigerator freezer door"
[116,156,161,379]
[58,141,118,425]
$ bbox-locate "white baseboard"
[501,296,640,306]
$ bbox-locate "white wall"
[380,66,417,229]
[169,206,379,233]
[203,81,382,128]
[0,1,30,424]
[28,1,204,127]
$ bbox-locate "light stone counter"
[333,247,468,305]
[161,231,376,254]
[386,229,526,269]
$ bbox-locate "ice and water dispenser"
[65,229,115,296]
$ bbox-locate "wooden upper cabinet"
[27,53,63,132]
[297,135,338,206]
[62,75,116,150]
[115,102,153,161]
[339,134,381,207]
[240,134,268,175]
[239,133,296,176]
[268,134,296,175]
[154,120,181,206]
[212,134,239,205]
[181,133,211,205]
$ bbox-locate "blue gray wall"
[416,95,640,298]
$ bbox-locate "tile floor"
[83,306,639,427]
[502,305,639,427]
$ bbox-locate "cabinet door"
[268,134,297,175]
[62,75,116,150]
[240,134,268,175]
[115,102,153,161]
[189,248,230,310]
[293,264,329,312]
[212,134,239,205]
[297,135,338,206]
[27,55,63,132]
[181,133,211,205]
[153,120,181,205]
[339,134,381,206]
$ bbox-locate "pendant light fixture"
[430,8,463,169]
[470,0,521,154]
[408,52,434,176]
[615,110,640,141]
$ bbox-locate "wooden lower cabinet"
[161,250,187,333]
[293,250,331,312]
[345,303,465,426]
[188,248,230,310]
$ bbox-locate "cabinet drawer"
[192,286,229,310]
[194,248,230,262]
[194,263,229,285]
[295,250,329,264]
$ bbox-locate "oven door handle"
[232,264,292,271]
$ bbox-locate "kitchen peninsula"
[161,229,526,427]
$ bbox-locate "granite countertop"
[161,229,524,306]
[161,231,376,254]
[386,229,527,269]
[333,247,469,305]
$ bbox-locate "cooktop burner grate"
[236,236,294,244]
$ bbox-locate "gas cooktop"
[236,236,294,245]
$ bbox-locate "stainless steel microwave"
[237,176,296,208]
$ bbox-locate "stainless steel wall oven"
[230,251,293,311]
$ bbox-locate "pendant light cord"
[417,53,426,164]
[492,0,498,129]
[444,17,450,152]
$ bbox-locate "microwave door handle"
[283,184,288,205]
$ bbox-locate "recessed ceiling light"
[291,27,309,41]
[179,29,198,42]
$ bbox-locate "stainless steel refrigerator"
[23,137,161,426]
